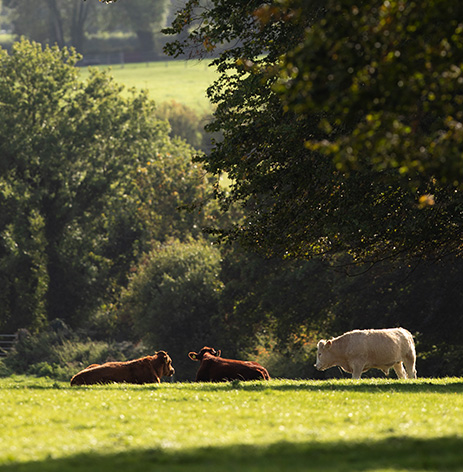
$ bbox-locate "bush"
[155,101,219,153]
[0,360,13,377]
[120,238,225,380]
[3,320,148,381]
[248,337,321,380]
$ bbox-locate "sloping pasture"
[78,60,217,113]
[1,377,462,471]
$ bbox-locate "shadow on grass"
[190,379,463,395]
[3,436,463,472]
[264,380,463,394]
[10,379,463,395]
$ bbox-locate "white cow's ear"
[189,352,198,361]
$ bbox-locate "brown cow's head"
[188,346,221,361]
[155,350,175,377]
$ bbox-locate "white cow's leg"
[403,356,417,379]
[393,362,407,379]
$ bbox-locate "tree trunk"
[71,2,90,53]
[46,0,65,48]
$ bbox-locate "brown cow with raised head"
[188,346,270,382]
[70,351,175,386]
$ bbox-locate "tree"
[4,0,170,55]
[107,0,170,55]
[119,238,224,380]
[164,0,463,263]
[217,246,337,353]
[278,0,463,187]
[0,39,210,333]
[4,0,93,52]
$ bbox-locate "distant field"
[1,376,462,472]
[79,60,218,113]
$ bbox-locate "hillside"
[79,59,217,113]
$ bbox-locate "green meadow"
[1,377,462,472]
[79,60,217,113]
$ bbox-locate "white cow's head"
[314,339,334,371]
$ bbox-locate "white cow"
[315,328,417,379]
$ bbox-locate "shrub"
[155,100,204,149]
[248,337,321,380]
[119,238,225,380]
[3,320,148,381]
[155,100,220,153]
[0,360,13,377]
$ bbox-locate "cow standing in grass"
[189,346,270,382]
[315,328,417,379]
[70,351,175,385]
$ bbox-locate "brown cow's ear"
[189,352,199,361]
[326,340,332,349]
[216,350,221,357]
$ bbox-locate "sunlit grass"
[78,60,217,113]
[1,377,462,471]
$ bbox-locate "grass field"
[1,377,462,471]
[78,60,217,113]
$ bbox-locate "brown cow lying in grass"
[70,351,175,385]
[189,346,270,382]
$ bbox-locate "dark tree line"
[164,0,463,263]
[161,0,463,376]
[2,0,171,55]
[2,0,463,379]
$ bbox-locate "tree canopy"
[3,0,169,54]
[278,0,463,186]
[1,4,463,380]
[164,0,463,263]
[0,39,210,333]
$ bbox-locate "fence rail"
[0,334,17,357]
[77,50,160,67]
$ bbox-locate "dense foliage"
[0,39,211,333]
[279,0,463,185]
[155,100,217,153]
[164,0,463,263]
[162,0,463,377]
[1,1,463,381]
